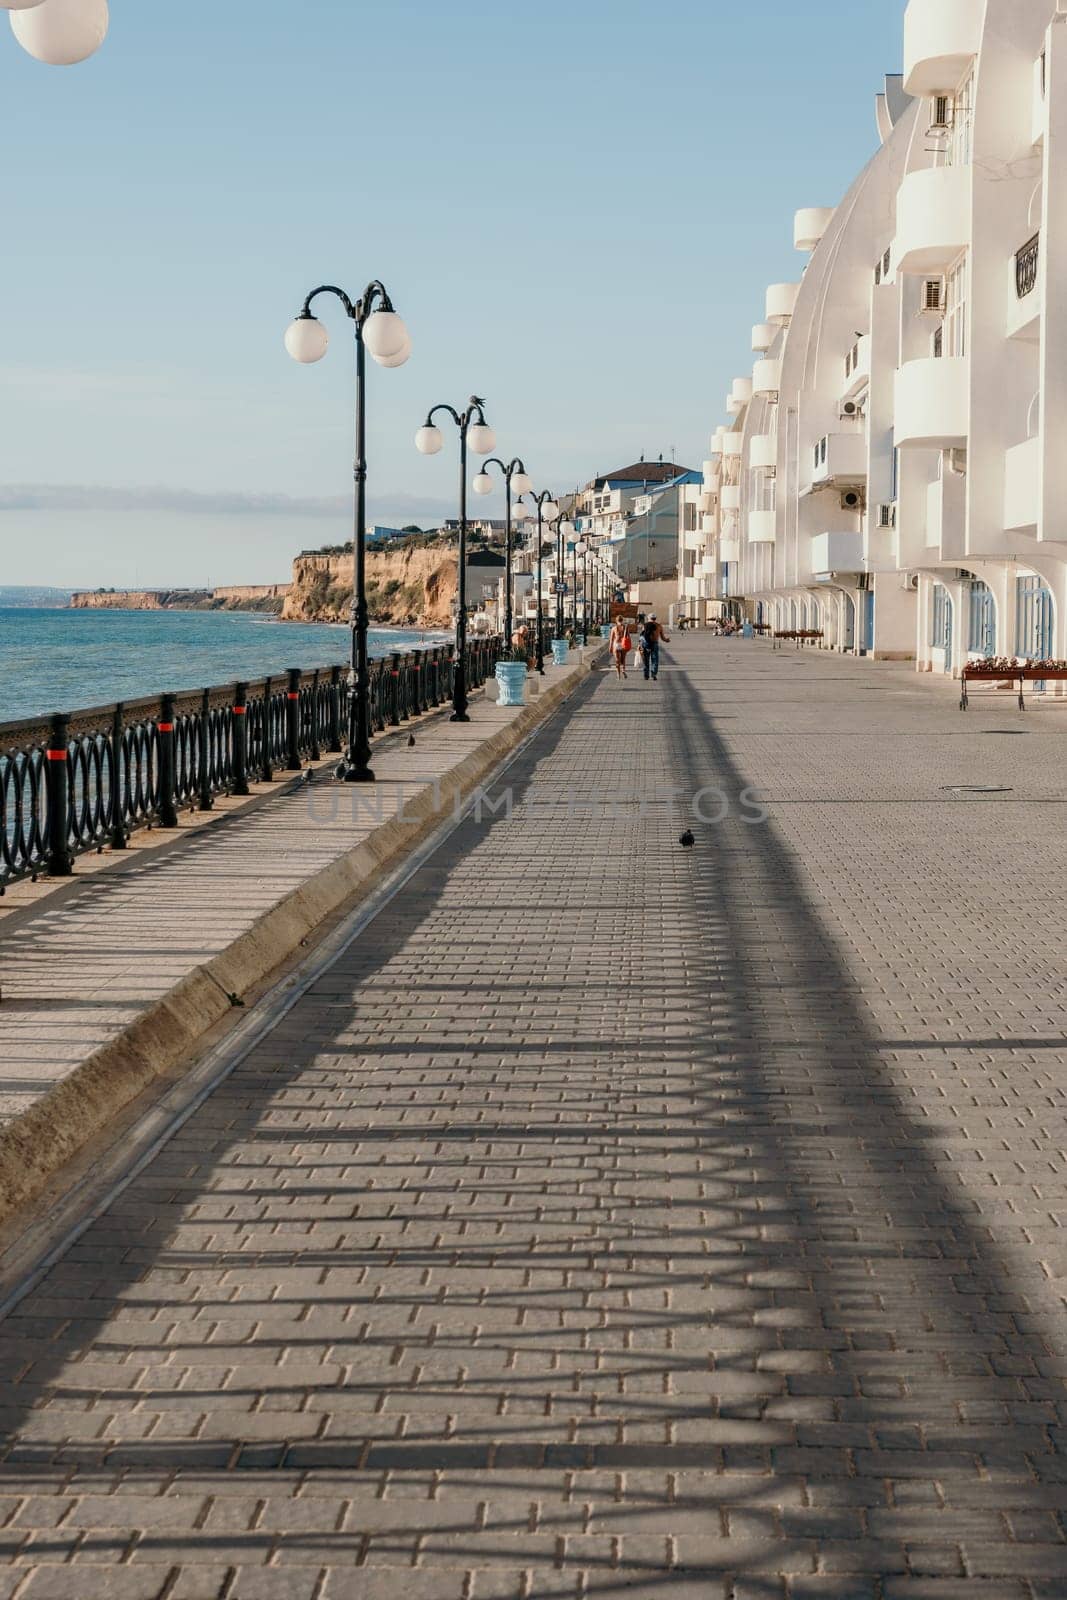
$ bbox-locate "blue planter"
[600,624,613,640]
[495,661,528,707]
[551,638,569,667]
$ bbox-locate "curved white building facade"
[682,0,1067,675]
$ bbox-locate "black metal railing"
[0,637,502,890]
[1016,233,1040,299]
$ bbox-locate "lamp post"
[472,456,531,645]
[416,397,496,722]
[285,280,410,783]
[576,541,589,644]
[7,0,108,64]
[528,492,559,674]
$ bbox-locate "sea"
[0,609,451,725]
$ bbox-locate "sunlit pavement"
[1,635,1066,1599]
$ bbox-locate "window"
[943,255,967,357]
[684,502,697,532]
[948,69,974,167]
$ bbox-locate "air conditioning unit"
[840,489,865,512]
[921,278,944,313]
[900,572,919,591]
[877,502,897,528]
[929,94,952,132]
[839,399,863,420]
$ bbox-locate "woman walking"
[608,617,632,680]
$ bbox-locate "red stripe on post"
[45,749,67,762]
[157,722,175,733]
[287,692,300,701]
[233,706,247,715]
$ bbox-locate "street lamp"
[575,540,589,644]
[8,0,108,63]
[527,492,560,675]
[416,397,495,722]
[473,456,531,645]
[285,280,410,783]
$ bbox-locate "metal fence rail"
[0,638,502,890]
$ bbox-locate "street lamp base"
[449,711,471,723]
[336,759,375,783]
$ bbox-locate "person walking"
[608,617,632,680]
[641,614,670,680]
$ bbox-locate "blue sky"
[2,0,903,587]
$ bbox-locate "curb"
[0,652,603,1228]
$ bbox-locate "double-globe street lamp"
[416,398,496,722]
[285,280,411,783]
[525,492,564,674]
[472,456,532,645]
[4,0,108,64]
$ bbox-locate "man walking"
[641,615,670,680]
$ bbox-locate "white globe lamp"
[284,316,329,364]
[512,469,532,495]
[468,422,495,455]
[11,0,108,63]
[416,425,444,456]
[363,311,408,361]
[472,473,493,497]
[370,332,411,369]
[541,501,559,522]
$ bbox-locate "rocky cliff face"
[70,589,211,610]
[282,546,459,628]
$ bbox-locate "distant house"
[570,458,702,584]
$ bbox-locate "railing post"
[285,668,302,770]
[260,678,274,783]
[108,703,127,850]
[231,681,250,796]
[429,647,442,707]
[308,670,321,762]
[198,688,213,812]
[327,665,343,752]
[157,694,179,829]
[388,652,402,726]
[45,712,73,877]
[412,651,424,717]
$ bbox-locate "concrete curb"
[0,653,602,1228]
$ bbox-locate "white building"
[702,0,1067,672]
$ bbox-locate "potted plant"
[495,642,529,707]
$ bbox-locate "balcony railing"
[1016,233,1040,300]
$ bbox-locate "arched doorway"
[932,583,953,672]
[841,593,855,650]
[1016,575,1054,659]
[968,581,996,657]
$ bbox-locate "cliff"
[71,589,211,610]
[282,546,459,628]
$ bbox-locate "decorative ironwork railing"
[0,638,502,891]
[1016,233,1040,300]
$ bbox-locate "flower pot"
[495,661,528,707]
[600,624,613,640]
[550,638,569,667]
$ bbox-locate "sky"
[1,0,904,588]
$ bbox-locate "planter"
[600,624,613,640]
[550,638,569,667]
[494,661,528,707]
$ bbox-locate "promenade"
[0,634,1065,1599]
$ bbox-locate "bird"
[407,734,416,747]
[679,830,695,849]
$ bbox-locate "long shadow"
[0,646,1062,1593]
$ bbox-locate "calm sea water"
[0,609,450,724]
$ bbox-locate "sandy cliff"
[282,546,459,627]
[70,589,211,610]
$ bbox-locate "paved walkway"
[0,636,1066,1598]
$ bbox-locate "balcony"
[766,282,800,325]
[902,0,982,96]
[701,512,716,535]
[748,510,776,544]
[894,356,968,448]
[750,434,777,473]
[721,485,742,513]
[752,322,775,353]
[700,490,717,514]
[1004,436,1039,533]
[794,206,834,251]
[1007,233,1041,340]
[730,377,753,411]
[702,461,720,488]
[720,537,740,563]
[721,434,743,460]
[752,358,782,399]
[841,335,871,401]
[809,432,867,489]
[894,166,970,274]
[811,531,863,574]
